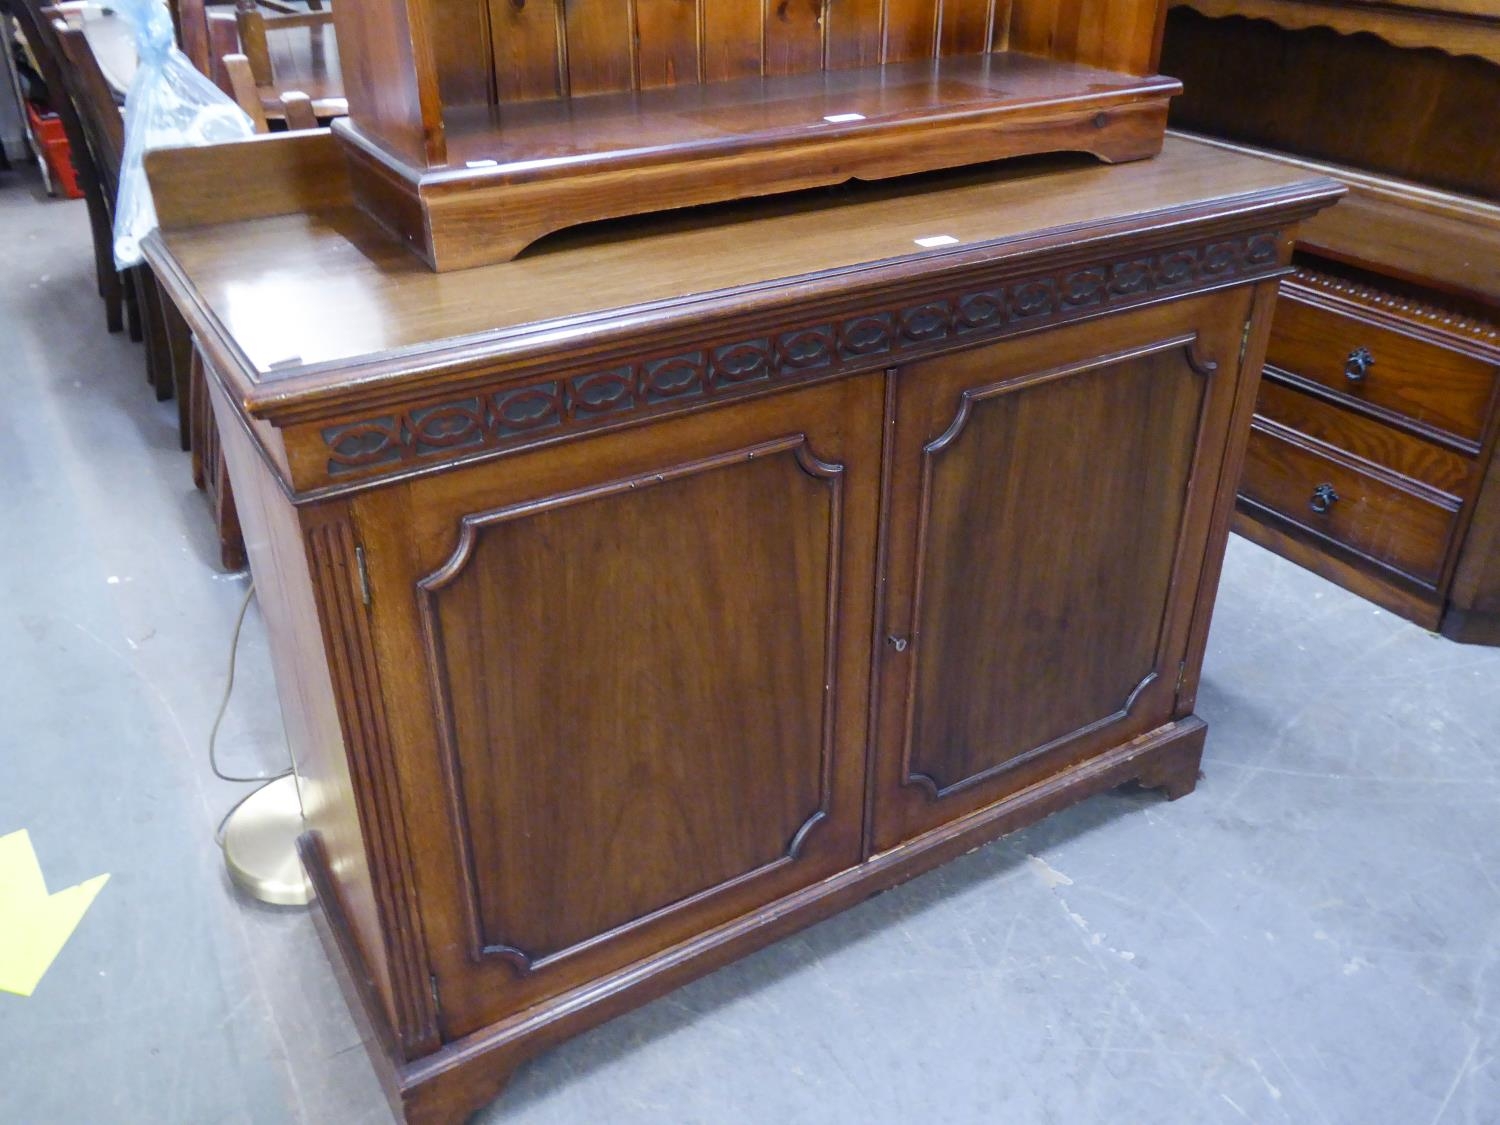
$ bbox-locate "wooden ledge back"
[424,0,1167,106]
[144,129,354,232]
[340,0,1167,168]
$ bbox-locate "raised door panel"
[422,442,835,965]
[871,291,1254,850]
[356,376,881,1040]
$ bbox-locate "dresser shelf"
[330,0,1179,270]
[338,52,1179,270]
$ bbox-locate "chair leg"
[90,212,113,308]
[129,269,154,386]
[190,349,208,490]
[125,274,143,343]
[164,297,193,449]
[135,269,174,401]
[104,268,124,334]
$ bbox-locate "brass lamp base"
[221,774,312,906]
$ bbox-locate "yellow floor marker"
[0,829,109,997]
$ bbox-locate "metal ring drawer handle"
[1310,483,1340,514]
[1345,346,1374,383]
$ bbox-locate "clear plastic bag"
[112,0,255,268]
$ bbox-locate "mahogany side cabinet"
[144,135,1340,1123]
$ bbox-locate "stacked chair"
[5,0,342,570]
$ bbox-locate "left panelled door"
[351,373,884,1041]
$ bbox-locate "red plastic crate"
[24,99,84,200]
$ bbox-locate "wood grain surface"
[355,375,881,1040]
[150,137,1328,387]
[1169,133,1500,306]
[1256,376,1473,496]
[1171,0,1500,65]
[152,133,1343,1123]
[870,288,1256,849]
[1241,419,1459,586]
[1164,8,1500,200]
[1266,290,1498,447]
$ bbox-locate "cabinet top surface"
[152,137,1336,396]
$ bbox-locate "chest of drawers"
[1163,0,1500,641]
[1238,267,1500,623]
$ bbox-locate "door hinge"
[1174,660,1188,698]
[1239,319,1253,365]
[429,973,441,1012]
[355,544,372,607]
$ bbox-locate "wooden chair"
[50,15,185,422]
[3,0,127,335]
[175,0,242,94]
[57,17,246,566]
[15,2,245,567]
[172,0,213,75]
[222,53,318,131]
[233,0,330,86]
[229,0,339,121]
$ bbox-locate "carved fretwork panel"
[905,341,1210,795]
[310,229,1282,487]
[418,440,842,969]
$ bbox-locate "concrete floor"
[2,166,1498,1125]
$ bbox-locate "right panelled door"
[870,289,1256,851]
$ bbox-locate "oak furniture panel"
[1164,7,1500,199]
[1172,0,1500,66]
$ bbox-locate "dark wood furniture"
[176,0,345,125]
[4,0,126,333]
[232,0,342,118]
[1162,2,1500,642]
[143,132,1339,1123]
[45,11,199,449]
[1166,4,1500,200]
[1175,0,1500,67]
[329,0,1184,268]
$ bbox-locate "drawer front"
[1241,421,1459,586]
[1266,291,1498,444]
[1256,378,1473,497]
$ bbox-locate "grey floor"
[1,166,1497,1125]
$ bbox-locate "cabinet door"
[353,375,882,1041]
[870,290,1255,850]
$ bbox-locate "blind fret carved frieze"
[321,230,1282,480]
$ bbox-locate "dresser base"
[303,715,1206,1125]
